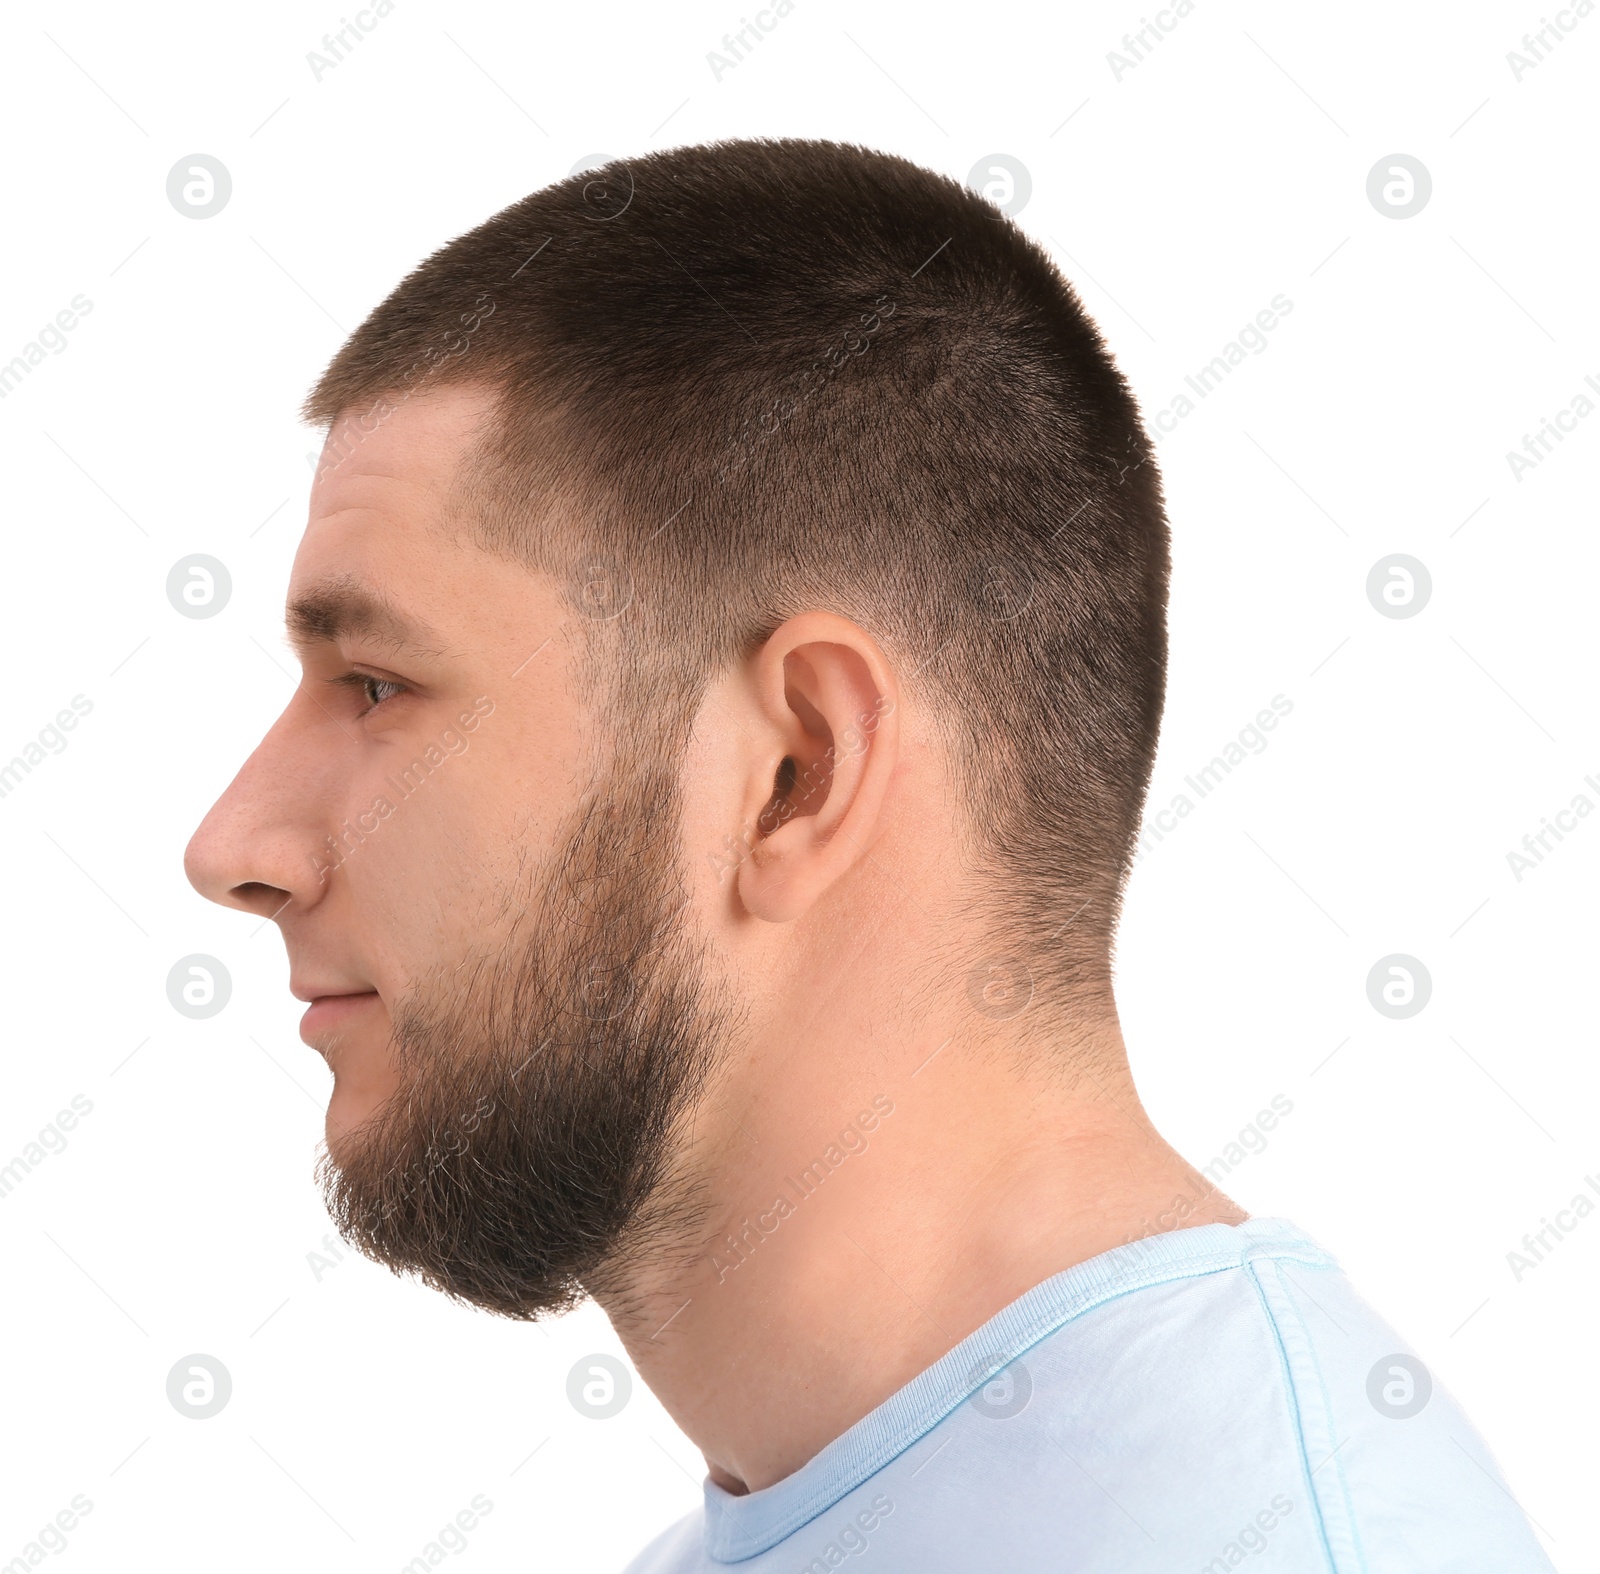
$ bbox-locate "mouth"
[298,991,382,1048]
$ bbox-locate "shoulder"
[1246,1253,1555,1571]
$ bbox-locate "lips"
[298,990,381,1048]
[290,980,376,1004]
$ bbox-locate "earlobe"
[733,616,899,924]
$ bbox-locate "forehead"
[289,383,566,660]
[298,383,495,567]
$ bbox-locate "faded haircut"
[301,136,1170,1016]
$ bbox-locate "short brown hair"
[303,137,1170,1018]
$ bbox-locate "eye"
[335,670,409,713]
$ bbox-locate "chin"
[325,1084,389,1152]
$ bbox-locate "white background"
[1,0,1595,1569]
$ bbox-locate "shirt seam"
[1245,1259,1339,1573]
[1246,1258,1368,1574]
[1266,1258,1371,1574]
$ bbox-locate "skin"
[186,384,1244,1497]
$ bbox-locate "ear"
[736,612,900,923]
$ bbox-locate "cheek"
[333,690,585,984]
[324,771,476,987]
[348,754,540,984]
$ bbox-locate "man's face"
[185,385,735,1316]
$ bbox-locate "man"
[185,139,1552,1571]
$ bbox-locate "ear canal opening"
[757,757,798,837]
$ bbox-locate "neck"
[593,1009,1245,1494]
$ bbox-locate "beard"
[315,754,738,1320]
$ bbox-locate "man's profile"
[184,139,1551,1571]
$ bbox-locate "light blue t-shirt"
[625,1218,1552,1573]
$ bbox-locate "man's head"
[184,137,1169,1319]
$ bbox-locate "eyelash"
[335,671,409,713]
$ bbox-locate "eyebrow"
[285,577,448,664]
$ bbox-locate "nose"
[184,706,331,923]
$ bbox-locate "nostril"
[231,881,292,916]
